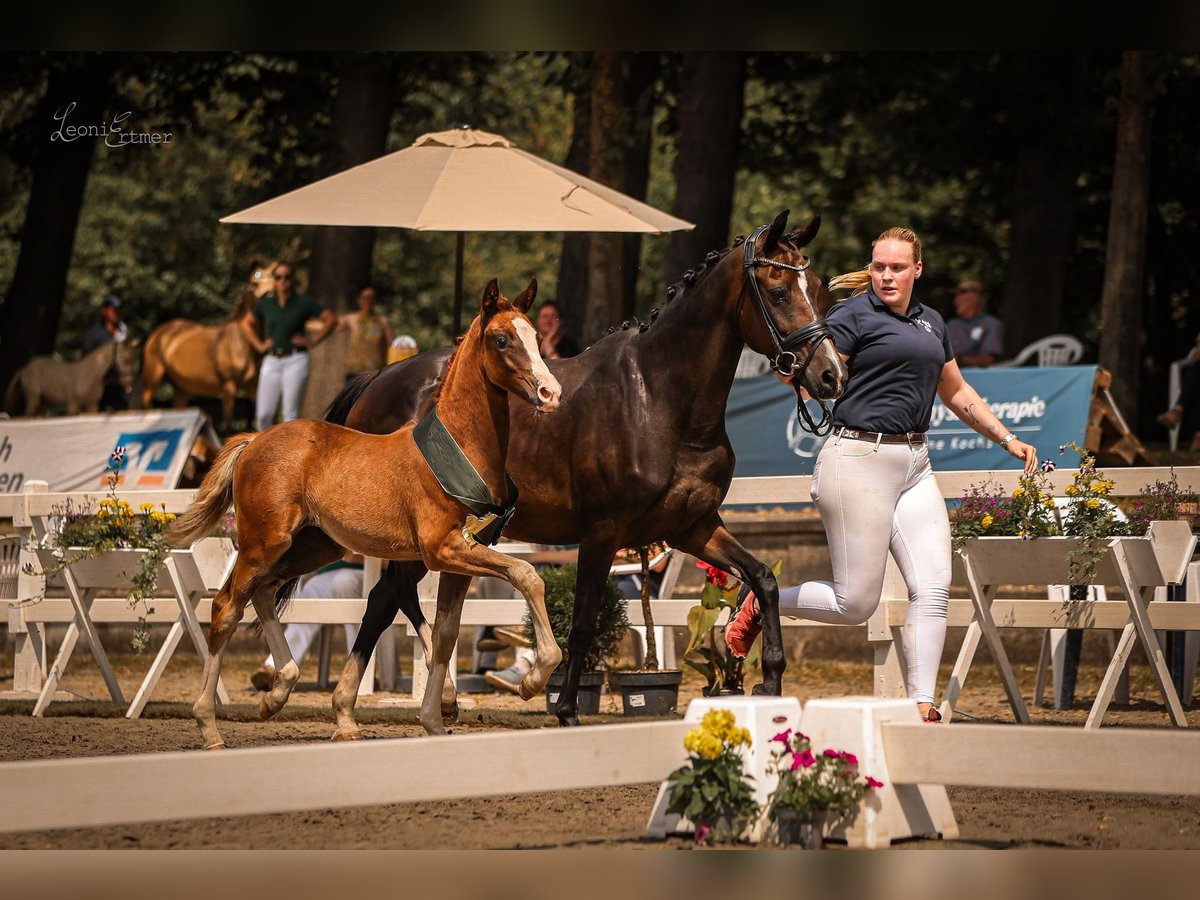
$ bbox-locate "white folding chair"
[994,334,1084,368]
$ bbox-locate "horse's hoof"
[202,741,226,751]
[259,699,278,721]
[331,727,363,742]
[556,714,580,728]
[441,702,459,726]
[518,676,538,702]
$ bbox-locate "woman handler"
[726,227,1037,721]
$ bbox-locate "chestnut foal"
[169,279,562,749]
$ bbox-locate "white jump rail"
[0,695,1198,840]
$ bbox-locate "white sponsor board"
[0,410,219,493]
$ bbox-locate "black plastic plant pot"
[608,669,683,716]
[545,670,606,715]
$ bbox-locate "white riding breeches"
[256,351,310,431]
[780,434,951,703]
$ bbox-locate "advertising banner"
[725,366,1097,476]
[0,409,219,493]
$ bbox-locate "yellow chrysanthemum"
[1012,487,1024,498]
[1043,498,1056,508]
[981,514,994,529]
[1085,498,1101,509]
[97,508,110,518]
[1065,485,1079,496]
[140,503,155,514]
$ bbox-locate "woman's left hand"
[1007,438,1038,474]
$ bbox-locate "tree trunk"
[666,53,745,283]
[302,55,392,418]
[1001,53,1088,356]
[582,53,625,343]
[0,57,110,398]
[618,53,661,322]
[1099,51,1154,420]
[557,56,591,348]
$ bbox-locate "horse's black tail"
[325,369,382,425]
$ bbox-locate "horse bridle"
[741,223,836,435]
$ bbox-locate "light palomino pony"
[140,265,275,431]
[168,279,562,749]
[5,340,136,416]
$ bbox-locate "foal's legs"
[431,538,561,702]
[417,573,472,735]
[194,565,256,749]
[251,583,300,721]
[331,561,428,742]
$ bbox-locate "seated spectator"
[1158,331,1200,453]
[947,280,1004,368]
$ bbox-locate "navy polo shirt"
[826,287,953,434]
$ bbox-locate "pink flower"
[695,561,730,587]
[771,728,792,745]
[840,751,858,767]
[792,749,815,770]
[822,748,840,758]
[866,776,884,789]
[694,823,712,845]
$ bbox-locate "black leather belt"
[270,347,306,357]
[836,427,926,445]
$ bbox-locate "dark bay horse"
[141,265,274,431]
[168,279,562,748]
[327,209,846,732]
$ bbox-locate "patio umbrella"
[222,126,693,332]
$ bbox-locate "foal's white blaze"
[514,317,562,410]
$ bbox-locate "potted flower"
[682,561,775,696]
[523,563,629,715]
[765,727,883,848]
[608,543,684,717]
[664,708,758,845]
[24,447,177,651]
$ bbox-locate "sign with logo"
[0,410,219,493]
[726,366,1097,476]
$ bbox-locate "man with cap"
[83,294,131,410]
[947,279,1004,368]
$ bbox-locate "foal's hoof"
[518,676,540,702]
[202,741,226,751]
[259,698,281,721]
[441,701,459,726]
[331,726,363,742]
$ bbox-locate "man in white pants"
[240,262,337,431]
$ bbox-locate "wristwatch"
[999,433,1018,448]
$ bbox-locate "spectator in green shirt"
[240,263,337,430]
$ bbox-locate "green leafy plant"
[523,563,629,671]
[22,448,173,651]
[683,561,774,695]
[665,708,759,845]
[1123,469,1198,536]
[1057,442,1127,587]
[766,728,882,826]
[950,463,1061,550]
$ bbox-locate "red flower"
[822,748,840,758]
[694,823,712,845]
[866,776,884,789]
[695,561,730,587]
[771,728,792,745]
[840,751,858,767]
[792,749,816,770]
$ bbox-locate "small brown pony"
[141,265,275,430]
[169,279,562,749]
[5,340,136,416]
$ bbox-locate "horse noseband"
[741,224,836,435]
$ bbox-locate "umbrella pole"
[453,231,465,336]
